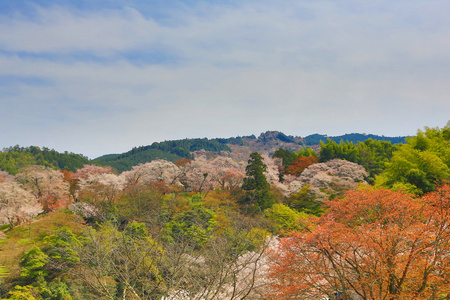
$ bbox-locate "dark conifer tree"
[240,152,274,211]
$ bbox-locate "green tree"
[287,184,324,215]
[264,203,308,233]
[165,205,217,248]
[240,152,274,211]
[376,126,450,194]
[20,246,49,282]
[319,138,395,183]
[273,148,296,168]
[7,285,39,300]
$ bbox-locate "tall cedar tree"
[240,152,274,211]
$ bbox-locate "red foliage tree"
[285,156,318,177]
[269,185,450,300]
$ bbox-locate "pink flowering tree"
[15,165,70,212]
[77,173,126,203]
[183,156,215,192]
[70,165,112,180]
[68,165,112,199]
[120,160,181,187]
[0,179,42,227]
[209,157,245,190]
[280,159,368,199]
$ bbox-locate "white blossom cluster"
[271,159,368,199]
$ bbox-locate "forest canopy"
[1,125,449,300]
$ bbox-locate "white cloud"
[1,1,450,158]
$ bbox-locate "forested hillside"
[0,146,89,175]
[93,132,407,172]
[0,132,405,174]
[94,138,232,172]
[1,124,448,299]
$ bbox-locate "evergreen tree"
[240,152,274,211]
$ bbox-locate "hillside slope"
[93,131,407,172]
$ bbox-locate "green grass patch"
[0,224,10,230]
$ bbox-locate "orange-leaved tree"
[269,185,450,300]
[285,156,318,177]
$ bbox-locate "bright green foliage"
[319,138,395,183]
[390,182,422,195]
[0,266,8,279]
[43,228,81,264]
[125,221,149,238]
[297,148,318,158]
[40,281,73,300]
[7,285,39,300]
[319,139,358,162]
[20,246,49,281]
[0,151,35,175]
[225,226,269,255]
[376,127,450,194]
[165,205,217,247]
[240,152,274,211]
[265,204,309,233]
[354,139,396,181]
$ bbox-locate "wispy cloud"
[1,1,449,158]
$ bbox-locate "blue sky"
[1,0,449,158]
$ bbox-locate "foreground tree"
[270,186,450,300]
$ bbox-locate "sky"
[0,0,449,159]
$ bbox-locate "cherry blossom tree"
[277,159,368,199]
[262,155,282,185]
[15,165,70,212]
[220,168,245,190]
[67,165,113,200]
[209,157,245,190]
[70,165,112,180]
[184,156,215,192]
[120,160,181,187]
[77,172,125,203]
[299,159,368,199]
[0,180,41,227]
[0,170,14,183]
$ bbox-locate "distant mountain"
[93,131,407,172]
[0,133,407,174]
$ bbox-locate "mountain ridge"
[93,131,407,172]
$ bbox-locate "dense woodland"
[0,125,449,300]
